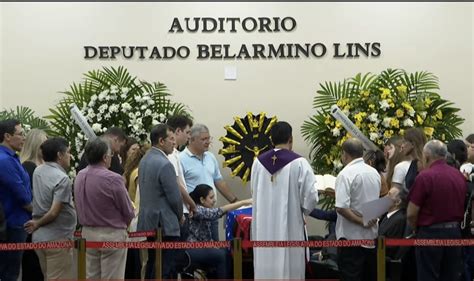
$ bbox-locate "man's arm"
[336,207,363,226]
[336,207,377,227]
[0,158,32,209]
[161,163,184,220]
[215,179,238,203]
[177,177,196,213]
[24,202,63,234]
[406,201,420,232]
[111,176,135,226]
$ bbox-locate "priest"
[251,121,319,279]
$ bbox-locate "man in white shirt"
[335,138,381,281]
[166,115,196,240]
[251,121,318,279]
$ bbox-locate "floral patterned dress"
[187,205,224,242]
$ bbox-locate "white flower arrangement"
[46,66,191,171]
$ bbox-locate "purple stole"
[258,149,301,179]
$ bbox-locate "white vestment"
[251,151,318,279]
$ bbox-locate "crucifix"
[270,154,277,182]
[271,155,277,165]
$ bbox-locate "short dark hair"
[270,121,292,146]
[150,124,171,146]
[104,127,126,141]
[84,137,110,165]
[189,184,213,205]
[364,149,386,173]
[0,119,20,142]
[447,139,467,165]
[466,134,474,144]
[342,138,364,159]
[166,115,193,132]
[40,137,69,162]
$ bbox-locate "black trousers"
[145,235,181,279]
[415,226,463,281]
[337,244,376,281]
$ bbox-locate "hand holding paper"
[360,196,394,226]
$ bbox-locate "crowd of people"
[0,115,473,281]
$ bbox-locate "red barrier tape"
[0,241,74,251]
[85,241,231,249]
[242,240,375,248]
[4,238,474,250]
[386,238,474,247]
[73,230,156,238]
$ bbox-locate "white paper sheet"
[360,196,394,226]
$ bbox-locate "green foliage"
[0,106,50,132]
[302,69,464,210]
[302,68,464,175]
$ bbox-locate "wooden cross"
[271,155,277,165]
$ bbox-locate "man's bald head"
[342,138,364,159]
[423,140,447,161]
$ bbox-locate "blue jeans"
[187,248,229,279]
[0,226,28,281]
[145,236,182,279]
[415,226,463,281]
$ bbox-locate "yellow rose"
[424,97,433,107]
[384,130,393,139]
[417,115,424,125]
[360,90,370,97]
[436,110,443,119]
[335,121,342,129]
[424,127,434,137]
[324,115,332,125]
[441,133,445,141]
[380,88,391,99]
[399,129,405,136]
[337,99,346,107]
[390,118,400,128]
[369,104,375,109]
[396,109,404,118]
[396,85,407,94]
[402,102,414,112]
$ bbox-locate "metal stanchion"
[377,236,386,281]
[155,228,163,281]
[233,238,243,280]
[76,238,86,280]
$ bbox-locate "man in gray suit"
[137,124,183,279]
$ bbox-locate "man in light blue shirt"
[179,124,238,241]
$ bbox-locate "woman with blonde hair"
[20,129,48,174]
[19,128,47,281]
[122,143,150,280]
[123,143,150,203]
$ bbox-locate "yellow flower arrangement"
[302,69,464,174]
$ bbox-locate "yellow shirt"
[128,168,139,205]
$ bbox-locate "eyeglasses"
[11,131,25,137]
